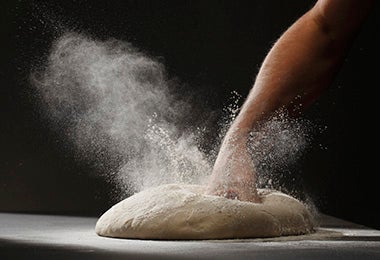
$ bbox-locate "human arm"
[205,0,375,202]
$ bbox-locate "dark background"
[1,0,379,229]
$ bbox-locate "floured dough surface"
[95,184,314,240]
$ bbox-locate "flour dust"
[31,32,314,201]
[31,32,212,198]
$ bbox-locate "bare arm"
[236,0,374,130]
[206,0,374,202]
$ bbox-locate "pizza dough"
[95,184,314,240]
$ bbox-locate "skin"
[205,0,375,202]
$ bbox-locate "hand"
[205,129,261,203]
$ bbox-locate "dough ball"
[95,184,314,240]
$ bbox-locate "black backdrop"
[1,0,379,229]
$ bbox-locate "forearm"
[233,0,374,131]
[207,0,374,202]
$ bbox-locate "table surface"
[0,212,379,259]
